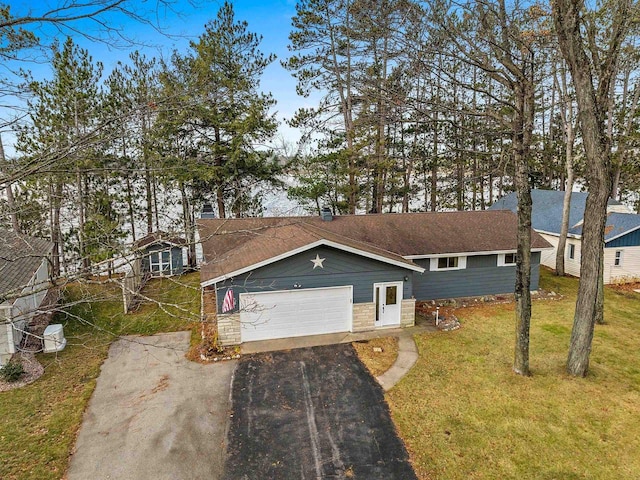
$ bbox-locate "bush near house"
[387,269,640,480]
[0,272,200,480]
[0,361,24,382]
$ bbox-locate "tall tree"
[18,37,104,271]
[552,0,634,376]
[286,0,361,213]
[157,1,279,227]
[428,0,551,375]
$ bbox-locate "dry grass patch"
[387,269,640,480]
[353,337,399,377]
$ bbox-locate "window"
[150,249,172,275]
[385,285,397,305]
[430,256,466,271]
[568,244,575,260]
[614,250,623,267]
[498,253,517,266]
[438,257,458,269]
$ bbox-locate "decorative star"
[310,254,326,269]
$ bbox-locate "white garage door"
[239,286,352,342]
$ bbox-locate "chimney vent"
[320,206,333,221]
[201,203,215,219]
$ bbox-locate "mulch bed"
[0,352,45,392]
[609,282,640,293]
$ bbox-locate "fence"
[122,258,146,313]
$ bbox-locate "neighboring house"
[134,232,187,277]
[198,210,551,345]
[490,189,639,283]
[0,229,53,366]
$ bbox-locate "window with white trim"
[498,252,517,266]
[614,250,623,267]
[430,256,467,271]
[568,244,575,260]
[150,249,172,275]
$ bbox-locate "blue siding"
[412,252,541,300]
[141,243,184,276]
[216,246,413,313]
[606,229,640,248]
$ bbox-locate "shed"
[0,229,53,366]
[134,232,187,277]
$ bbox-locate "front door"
[374,282,402,327]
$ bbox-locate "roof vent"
[201,203,215,219]
[320,206,333,221]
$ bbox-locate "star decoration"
[311,254,326,269]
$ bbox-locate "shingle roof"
[133,231,187,249]
[198,211,551,283]
[0,229,53,302]
[489,189,624,235]
[568,212,640,242]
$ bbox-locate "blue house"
[490,189,639,283]
[198,211,551,345]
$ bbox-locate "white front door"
[374,282,402,327]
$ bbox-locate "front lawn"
[389,269,640,479]
[0,272,201,480]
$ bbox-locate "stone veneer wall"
[217,313,241,346]
[352,302,376,332]
[400,298,416,327]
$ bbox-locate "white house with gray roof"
[0,229,53,366]
[491,189,640,284]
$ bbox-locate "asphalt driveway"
[67,331,236,480]
[224,344,417,479]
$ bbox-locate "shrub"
[0,361,25,382]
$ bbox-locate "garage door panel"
[239,287,352,342]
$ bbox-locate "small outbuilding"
[0,229,54,366]
[134,232,187,277]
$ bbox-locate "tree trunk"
[555,66,575,276]
[144,159,153,234]
[0,135,20,233]
[512,78,534,377]
[552,0,628,377]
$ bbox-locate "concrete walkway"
[376,333,419,391]
[241,321,433,391]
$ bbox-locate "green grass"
[388,269,640,480]
[0,272,201,480]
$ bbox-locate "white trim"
[605,224,640,244]
[404,247,551,260]
[240,284,353,298]
[372,281,403,326]
[497,252,517,267]
[568,243,576,260]
[535,229,582,240]
[429,256,467,271]
[201,240,424,287]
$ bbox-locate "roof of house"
[568,212,640,242]
[0,229,53,302]
[198,210,551,284]
[134,231,187,249]
[489,189,626,235]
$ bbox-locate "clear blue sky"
[5,0,316,153]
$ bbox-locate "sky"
[3,0,317,155]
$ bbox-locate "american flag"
[222,288,235,313]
